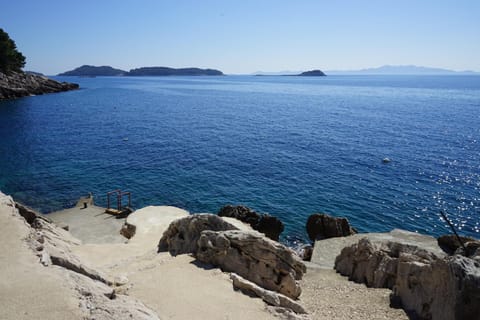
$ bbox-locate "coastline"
[0,71,78,100]
[7,191,479,319]
[1,191,412,319]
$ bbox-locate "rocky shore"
[0,71,78,100]
[1,192,478,320]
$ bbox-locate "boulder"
[335,238,437,289]
[196,229,306,299]
[157,214,238,255]
[255,214,285,241]
[306,213,356,242]
[437,234,479,256]
[218,205,284,241]
[334,238,480,320]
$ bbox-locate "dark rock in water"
[306,213,356,242]
[437,234,478,255]
[0,71,78,100]
[334,238,480,320]
[218,205,258,226]
[218,205,284,241]
[255,214,285,241]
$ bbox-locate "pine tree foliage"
[0,28,26,73]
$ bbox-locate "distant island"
[297,70,326,76]
[254,69,327,76]
[128,67,223,76]
[58,65,224,77]
[58,65,126,76]
[326,65,479,75]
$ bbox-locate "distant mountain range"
[58,65,224,77]
[326,65,479,75]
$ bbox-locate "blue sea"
[1,75,479,244]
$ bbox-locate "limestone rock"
[230,273,308,315]
[196,229,306,299]
[392,254,480,320]
[306,213,356,242]
[158,214,238,255]
[70,272,160,320]
[334,238,480,320]
[31,217,112,285]
[335,238,437,289]
[1,191,160,320]
[218,205,284,241]
[0,71,78,100]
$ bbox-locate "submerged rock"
[306,213,356,242]
[334,238,480,320]
[218,205,284,241]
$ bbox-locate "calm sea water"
[1,75,479,244]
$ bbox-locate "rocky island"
[58,65,224,77]
[58,65,127,77]
[297,70,326,76]
[0,28,78,100]
[127,66,224,76]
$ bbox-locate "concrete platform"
[47,204,127,244]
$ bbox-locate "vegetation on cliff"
[0,28,78,100]
[0,28,26,74]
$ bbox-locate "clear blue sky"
[1,0,479,74]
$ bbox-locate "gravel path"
[300,267,408,320]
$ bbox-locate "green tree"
[0,28,26,73]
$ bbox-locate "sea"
[0,75,479,245]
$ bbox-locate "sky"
[1,0,479,75]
